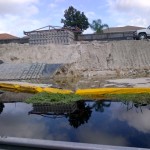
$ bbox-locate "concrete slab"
[0,63,61,80]
[104,78,150,87]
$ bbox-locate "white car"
[134,26,150,40]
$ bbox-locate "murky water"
[0,101,150,149]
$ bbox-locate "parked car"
[133,26,150,40]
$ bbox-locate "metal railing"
[0,136,149,150]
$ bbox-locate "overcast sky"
[0,0,149,37]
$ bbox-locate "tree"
[93,101,111,112]
[66,101,92,128]
[90,19,109,34]
[61,6,89,32]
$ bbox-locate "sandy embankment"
[0,40,150,78]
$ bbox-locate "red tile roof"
[0,33,19,40]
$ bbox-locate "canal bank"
[0,40,150,78]
[0,40,150,149]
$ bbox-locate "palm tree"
[90,19,109,34]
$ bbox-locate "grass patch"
[105,93,150,104]
[26,92,83,104]
[26,92,150,104]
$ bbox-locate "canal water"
[0,100,150,149]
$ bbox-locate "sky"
[0,0,150,37]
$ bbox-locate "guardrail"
[0,136,149,150]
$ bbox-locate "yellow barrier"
[0,83,73,94]
[0,82,150,95]
[75,88,150,95]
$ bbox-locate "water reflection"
[66,101,92,128]
[0,101,150,148]
[29,101,112,128]
[92,101,111,112]
[121,101,149,113]
[29,101,92,128]
[0,103,4,114]
[112,101,150,134]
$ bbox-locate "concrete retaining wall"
[78,32,134,41]
[0,40,150,77]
